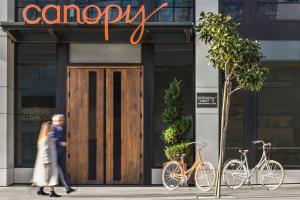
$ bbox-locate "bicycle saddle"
[238,149,249,154]
[176,154,186,159]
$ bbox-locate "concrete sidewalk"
[0,184,299,200]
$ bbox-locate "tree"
[162,79,193,163]
[196,12,269,198]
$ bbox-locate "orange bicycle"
[162,142,215,191]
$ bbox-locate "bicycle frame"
[236,143,270,181]
[172,145,204,181]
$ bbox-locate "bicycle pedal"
[182,184,189,188]
[179,181,189,187]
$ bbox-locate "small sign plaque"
[197,93,218,108]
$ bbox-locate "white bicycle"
[223,140,284,190]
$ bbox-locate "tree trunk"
[215,79,232,198]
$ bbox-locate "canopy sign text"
[23,3,168,44]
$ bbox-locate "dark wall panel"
[142,44,154,185]
[56,44,69,114]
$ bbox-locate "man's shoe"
[50,191,61,197]
[37,189,49,196]
[66,188,76,194]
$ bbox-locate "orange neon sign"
[22,3,168,44]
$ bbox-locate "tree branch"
[229,87,242,95]
[225,66,231,81]
[225,59,235,81]
[230,75,237,81]
[229,63,238,78]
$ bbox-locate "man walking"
[52,114,75,194]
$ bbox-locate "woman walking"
[32,121,60,197]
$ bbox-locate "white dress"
[32,134,59,187]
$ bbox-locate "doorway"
[66,66,144,184]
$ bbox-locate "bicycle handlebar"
[252,140,271,147]
[186,142,196,146]
[252,140,264,144]
[186,142,207,149]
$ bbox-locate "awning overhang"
[0,22,195,44]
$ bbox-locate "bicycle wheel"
[222,159,247,189]
[162,161,183,190]
[195,161,216,192]
[259,160,284,190]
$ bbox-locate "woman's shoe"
[37,188,49,196]
[50,191,61,197]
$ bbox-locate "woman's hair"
[38,121,52,140]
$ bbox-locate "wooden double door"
[67,66,144,184]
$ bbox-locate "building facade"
[0,0,300,186]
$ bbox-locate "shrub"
[161,79,193,162]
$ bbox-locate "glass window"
[157,8,174,22]
[257,62,300,169]
[225,91,245,160]
[158,0,174,7]
[174,8,193,22]
[18,0,57,7]
[156,0,194,22]
[152,44,194,167]
[219,0,243,22]
[174,0,193,7]
[16,44,57,167]
[257,0,300,21]
[122,0,142,7]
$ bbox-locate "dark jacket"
[51,125,65,162]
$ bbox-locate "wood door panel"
[76,69,89,183]
[121,69,142,184]
[105,69,114,184]
[106,68,143,184]
[68,66,143,185]
[67,68,105,184]
[68,68,89,183]
[96,70,104,184]
[67,68,78,183]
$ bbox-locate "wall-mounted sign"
[197,93,218,108]
[22,3,168,45]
